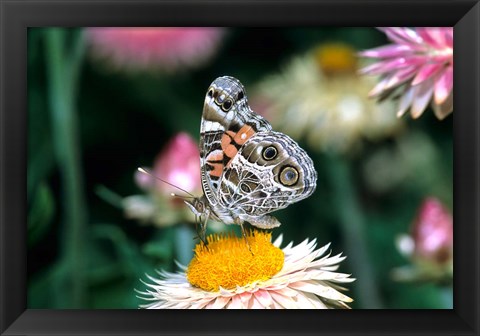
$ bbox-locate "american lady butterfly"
[184,76,317,243]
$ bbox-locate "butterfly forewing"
[200,77,271,205]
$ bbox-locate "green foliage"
[28,182,55,247]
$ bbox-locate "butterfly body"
[185,76,317,237]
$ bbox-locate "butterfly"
[184,76,317,244]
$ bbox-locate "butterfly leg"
[194,209,210,250]
[236,218,253,256]
[193,214,209,249]
[200,209,210,246]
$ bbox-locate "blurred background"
[28,27,453,309]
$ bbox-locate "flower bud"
[153,132,201,197]
[411,197,453,265]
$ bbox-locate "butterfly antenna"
[137,167,195,198]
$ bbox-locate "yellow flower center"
[186,231,284,292]
[314,43,357,76]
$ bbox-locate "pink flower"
[411,197,453,264]
[359,27,453,120]
[152,132,201,197]
[393,197,453,283]
[127,133,200,225]
[86,27,224,71]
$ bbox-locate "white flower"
[252,44,403,153]
[137,231,355,309]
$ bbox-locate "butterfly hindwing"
[220,131,317,218]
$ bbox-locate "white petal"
[272,234,283,247]
[319,265,341,272]
[302,292,329,309]
[226,294,244,309]
[397,86,414,117]
[295,292,320,309]
[210,296,230,309]
[432,91,453,120]
[250,296,266,309]
[238,291,253,304]
[317,253,347,266]
[307,270,355,282]
[170,301,193,309]
[254,290,273,307]
[272,300,285,309]
[289,281,353,302]
[315,243,331,258]
[276,286,301,297]
[219,287,236,297]
[411,79,434,118]
[189,299,213,309]
[174,261,188,271]
[270,291,298,309]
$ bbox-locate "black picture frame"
[1,0,479,335]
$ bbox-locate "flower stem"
[174,224,195,266]
[95,185,124,209]
[45,28,87,308]
[327,155,383,308]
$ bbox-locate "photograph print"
[27,27,453,309]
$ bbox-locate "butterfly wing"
[219,130,317,228]
[199,76,317,228]
[200,76,271,213]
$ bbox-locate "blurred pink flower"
[86,27,225,71]
[393,197,453,283]
[359,27,453,120]
[134,168,154,192]
[411,197,453,264]
[126,133,201,226]
[152,132,201,198]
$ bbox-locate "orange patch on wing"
[221,133,232,150]
[232,125,255,145]
[219,126,256,168]
[226,130,236,138]
[208,162,224,178]
[224,144,238,158]
[221,132,238,159]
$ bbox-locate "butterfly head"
[184,195,209,218]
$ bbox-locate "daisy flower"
[359,27,453,120]
[252,43,402,153]
[137,231,355,309]
[86,27,225,71]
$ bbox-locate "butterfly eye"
[279,166,299,186]
[222,99,233,111]
[262,146,278,160]
[207,88,214,98]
